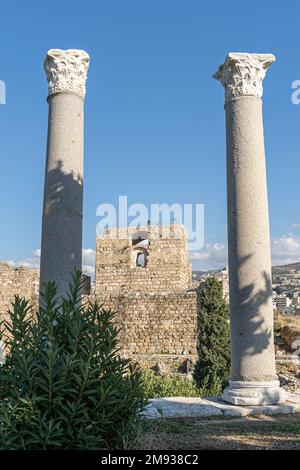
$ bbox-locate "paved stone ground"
[142,393,300,419]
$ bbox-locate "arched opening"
[136,252,146,267]
[131,232,149,268]
[133,247,148,268]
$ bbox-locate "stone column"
[40,49,90,297]
[214,53,286,405]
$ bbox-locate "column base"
[222,380,287,406]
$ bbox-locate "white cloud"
[82,248,96,278]
[2,248,96,279]
[271,234,300,266]
[190,234,300,271]
[189,242,228,271]
[5,251,41,270]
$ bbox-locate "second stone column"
[214,53,286,405]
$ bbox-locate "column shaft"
[214,52,286,405]
[226,95,276,382]
[40,93,84,296]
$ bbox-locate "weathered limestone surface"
[95,225,192,295]
[214,53,286,405]
[0,263,90,319]
[142,394,300,419]
[0,263,39,321]
[93,225,198,365]
[95,291,199,357]
[149,397,223,418]
[0,226,199,369]
[40,49,90,297]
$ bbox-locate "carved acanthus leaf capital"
[213,53,275,104]
[44,49,90,98]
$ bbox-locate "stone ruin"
[0,263,39,324]
[94,225,199,370]
[0,224,199,373]
[95,225,192,294]
[0,49,290,405]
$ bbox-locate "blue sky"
[1,0,300,275]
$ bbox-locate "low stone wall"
[124,354,198,374]
[93,290,199,368]
[0,263,39,323]
[0,263,200,370]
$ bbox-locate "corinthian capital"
[213,52,275,104]
[44,49,90,98]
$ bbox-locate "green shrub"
[195,277,231,395]
[141,370,201,398]
[0,272,145,450]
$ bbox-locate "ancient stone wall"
[94,291,198,357]
[0,263,39,322]
[93,225,198,368]
[95,225,192,295]
[0,225,199,369]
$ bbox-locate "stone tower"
[94,225,198,368]
[95,224,192,295]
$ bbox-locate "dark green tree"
[0,272,145,450]
[195,277,231,395]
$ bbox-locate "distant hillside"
[193,262,300,278]
[192,269,223,280]
[272,262,300,275]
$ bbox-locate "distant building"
[221,267,229,302]
[192,266,229,302]
[192,271,203,282]
[275,295,292,314]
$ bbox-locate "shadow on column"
[231,253,273,357]
[194,253,274,388]
[40,160,83,294]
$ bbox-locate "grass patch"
[141,370,203,399]
[137,414,300,450]
[144,418,197,435]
